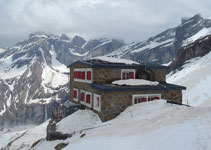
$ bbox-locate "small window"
[132,94,161,105]
[85,92,92,108]
[80,90,85,104]
[121,69,135,80]
[93,94,101,112]
[73,88,78,102]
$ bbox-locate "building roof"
[67,59,169,69]
[90,82,186,92]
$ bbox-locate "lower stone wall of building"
[98,90,183,121]
[163,90,182,104]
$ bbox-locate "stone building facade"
[68,58,186,121]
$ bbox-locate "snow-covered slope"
[1,100,211,150]
[167,51,211,106]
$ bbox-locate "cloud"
[0,0,211,47]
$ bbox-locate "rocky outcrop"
[46,102,83,141]
[110,14,211,64]
[170,35,211,71]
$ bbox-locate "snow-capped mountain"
[0,32,124,126]
[1,30,211,150]
[108,14,211,64]
[1,14,211,127]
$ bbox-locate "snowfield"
[167,51,211,106]
[1,100,211,150]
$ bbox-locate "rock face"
[0,32,124,127]
[109,14,211,64]
[170,35,211,72]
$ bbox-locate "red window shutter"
[134,98,137,104]
[81,93,84,101]
[154,97,160,100]
[97,97,99,107]
[122,72,125,79]
[74,90,77,98]
[78,71,82,79]
[141,98,147,102]
[130,72,134,79]
[86,94,91,104]
[87,71,91,80]
[82,71,85,80]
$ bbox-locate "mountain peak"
[71,35,86,47]
[181,14,203,25]
[29,31,49,39]
[60,34,70,41]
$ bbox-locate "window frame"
[121,69,135,80]
[80,90,86,104]
[93,94,101,112]
[85,91,92,108]
[73,88,79,102]
[132,94,161,105]
[73,68,93,83]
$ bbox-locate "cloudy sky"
[0,0,211,47]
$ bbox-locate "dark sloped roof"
[90,82,186,92]
[67,60,168,69]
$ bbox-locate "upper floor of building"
[67,56,168,85]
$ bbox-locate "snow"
[182,27,211,46]
[69,48,89,56]
[0,52,28,79]
[90,56,139,64]
[0,104,6,116]
[131,38,174,53]
[1,99,211,150]
[25,100,211,150]
[162,61,172,66]
[0,48,5,53]
[91,39,112,50]
[0,121,48,150]
[167,51,211,106]
[56,110,102,134]
[112,79,159,86]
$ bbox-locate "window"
[74,68,92,83]
[80,90,85,104]
[132,94,161,105]
[85,92,92,108]
[93,94,101,112]
[121,69,135,80]
[86,68,92,82]
[73,88,78,102]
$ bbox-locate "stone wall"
[69,64,105,105]
[93,68,121,84]
[163,90,182,104]
[98,89,182,121]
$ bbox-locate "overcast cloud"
[0,0,211,47]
